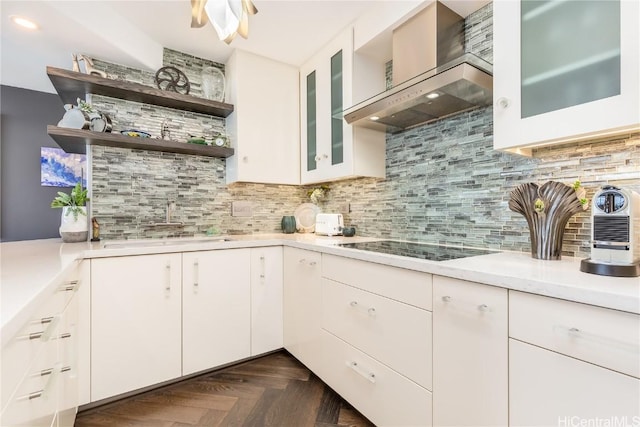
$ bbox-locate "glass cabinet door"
[306,71,317,172]
[330,50,344,165]
[520,0,620,118]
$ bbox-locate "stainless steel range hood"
[343,2,493,132]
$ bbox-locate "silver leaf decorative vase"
[509,181,584,260]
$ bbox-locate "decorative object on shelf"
[307,185,330,204]
[212,133,229,147]
[91,217,100,242]
[71,53,80,72]
[201,66,225,101]
[187,135,207,145]
[155,66,191,95]
[51,181,89,243]
[57,99,112,132]
[78,98,112,132]
[281,216,296,234]
[76,54,108,78]
[190,0,259,44]
[509,181,587,260]
[161,119,171,140]
[120,129,151,138]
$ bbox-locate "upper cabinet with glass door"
[493,0,639,154]
[300,27,386,184]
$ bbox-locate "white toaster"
[315,213,344,236]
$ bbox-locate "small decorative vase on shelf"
[509,181,587,260]
[201,66,225,102]
[281,216,296,234]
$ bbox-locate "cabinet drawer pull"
[18,364,60,401]
[59,280,79,292]
[442,295,451,302]
[25,316,60,341]
[59,332,71,339]
[346,360,376,383]
[308,261,317,266]
[61,366,71,374]
[478,304,490,312]
[553,324,639,354]
[349,301,377,317]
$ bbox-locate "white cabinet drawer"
[1,278,79,411]
[322,254,432,310]
[510,339,640,426]
[322,278,432,390]
[509,291,640,378]
[319,330,432,427]
[1,326,59,427]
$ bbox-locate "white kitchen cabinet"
[283,247,323,373]
[1,262,84,427]
[250,247,283,356]
[493,0,639,153]
[225,50,300,185]
[509,291,640,425]
[182,249,251,376]
[510,339,640,426]
[300,26,385,184]
[90,254,182,401]
[432,276,508,427]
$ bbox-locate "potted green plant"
[51,182,89,242]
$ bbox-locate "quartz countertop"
[2,235,639,346]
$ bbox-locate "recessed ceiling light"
[10,15,39,30]
[370,116,380,121]
[426,92,439,99]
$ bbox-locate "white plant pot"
[59,206,88,243]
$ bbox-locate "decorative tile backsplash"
[88,4,639,260]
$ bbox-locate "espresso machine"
[581,186,640,277]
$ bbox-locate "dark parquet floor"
[74,350,375,427]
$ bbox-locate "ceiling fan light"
[205,0,240,41]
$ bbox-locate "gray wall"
[0,85,69,241]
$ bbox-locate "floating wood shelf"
[47,126,234,158]
[46,66,234,118]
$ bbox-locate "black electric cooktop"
[338,240,495,261]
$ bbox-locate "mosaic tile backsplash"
[88,5,639,259]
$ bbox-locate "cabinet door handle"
[346,360,376,383]
[497,97,510,109]
[165,262,171,292]
[322,154,328,159]
[553,325,639,354]
[349,301,376,317]
[314,155,321,162]
[299,258,306,264]
[193,260,199,288]
[441,296,491,313]
[308,261,317,266]
[260,255,265,280]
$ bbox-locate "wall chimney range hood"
[344,1,493,132]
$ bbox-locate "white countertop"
[2,234,639,346]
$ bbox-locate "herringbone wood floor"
[74,351,375,427]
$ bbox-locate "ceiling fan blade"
[223,31,238,44]
[237,8,249,38]
[241,0,258,15]
[190,0,209,28]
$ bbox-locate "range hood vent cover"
[344,2,493,132]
